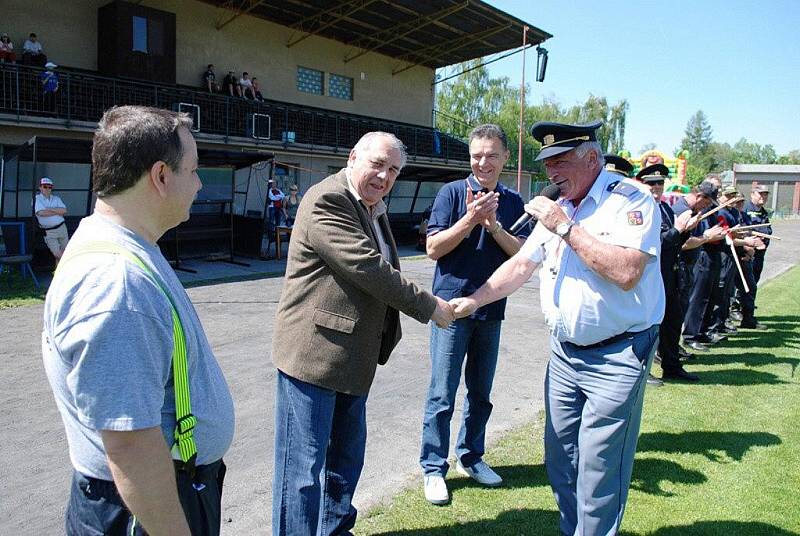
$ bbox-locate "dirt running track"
[1,221,797,535]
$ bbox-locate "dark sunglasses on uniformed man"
[42,185,53,189]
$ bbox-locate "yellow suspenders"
[58,241,198,474]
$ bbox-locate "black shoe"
[662,368,700,382]
[719,326,738,335]
[700,332,727,344]
[647,373,664,387]
[685,341,710,352]
[740,320,767,330]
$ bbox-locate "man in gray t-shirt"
[42,106,234,536]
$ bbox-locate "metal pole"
[516,26,528,194]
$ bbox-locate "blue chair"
[0,221,40,289]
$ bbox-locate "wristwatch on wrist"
[488,220,502,235]
[555,220,574,239]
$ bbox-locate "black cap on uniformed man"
[530,120,603,161]
[604,155,633,178]
[635,164,669,184]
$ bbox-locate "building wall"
[3,0,435,126]
[733,171,800,214]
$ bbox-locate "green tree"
[776,149,800,164]
[679,110,717,185]
[435,64,628,172]
[680,110,713,156]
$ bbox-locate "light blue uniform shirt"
[520,170,665,346]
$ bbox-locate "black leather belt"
[41,221,65,231]
[578,330,638,350]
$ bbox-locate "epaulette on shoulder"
[607,179,641,197]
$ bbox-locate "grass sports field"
[358,267,800,536]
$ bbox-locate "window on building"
[132,16,148,53]
[329,73,354,101]
[297,66,324,95]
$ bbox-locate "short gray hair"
[574,141,604,167]
[353,132,408,169]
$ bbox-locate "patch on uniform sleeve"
[610,180,639,197]
[627,211,643,226]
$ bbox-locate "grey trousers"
[545,325,658,536]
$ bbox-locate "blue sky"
[471,0,800,156]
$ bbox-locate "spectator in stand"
[203,64,220,93]
[23,32,47,66]
[0,33,16,63]
[222,70,240,97]
[239,71,255,99]
[251,77,264,101]
[283,184,302,225]
[41,62,59,111]
[268,180,285,228]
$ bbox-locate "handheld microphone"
[508,183,561,235]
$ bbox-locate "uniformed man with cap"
[636,164,700,382]
[603,154,633,178]
[726,190,767,329]
[450,121,664,536]
[708,186,744,335]
[669,183,724,353]
[681,181,732,351]
[743,183,772,284]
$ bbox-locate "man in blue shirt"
[419,124,529,505]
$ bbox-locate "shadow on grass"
[760,314,800,325]
[693,368,788,386]
[367,508,561,535]
[630,458,707,496]
[637,431,781,462]
[447,463,550,494]
[698,352,799,376]
[630,520,798,536]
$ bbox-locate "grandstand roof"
[199,0,551,74]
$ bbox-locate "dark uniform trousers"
[753,249,767,284]
[683,250,721,341]
[710,252,737,332]
[735,258,758,322]
[658,266,683,373]
[66,460,226,536]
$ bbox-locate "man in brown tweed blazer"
[271,132,454,535]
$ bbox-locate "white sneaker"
[423,475,449,505]
[456,460,503,487]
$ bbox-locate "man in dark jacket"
[636,165,700,381]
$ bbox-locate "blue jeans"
[545,326,658,536]
[420,318,502,476]
[272,371,367,536]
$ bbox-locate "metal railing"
[0,63,469,162]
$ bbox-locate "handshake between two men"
[428,296,477,327]
[427,189,569,328]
